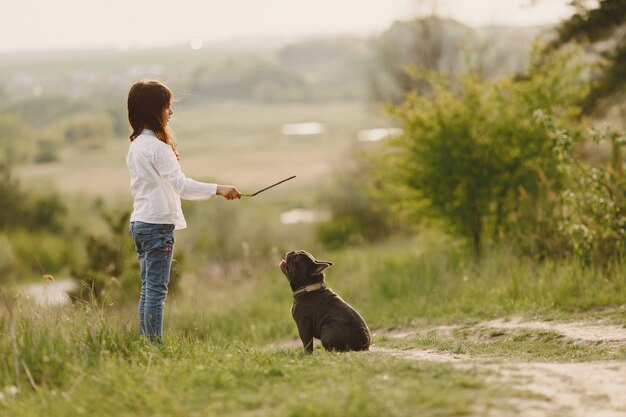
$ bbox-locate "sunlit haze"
[1,0,574,53]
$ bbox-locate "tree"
[368,16,543,104]
[549,0,626,114]
[369,17,455,103]
[378,49,588,257]
[316,146,400,249]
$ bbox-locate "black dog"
[279,250,371,353]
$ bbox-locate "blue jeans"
[129,221,175,341]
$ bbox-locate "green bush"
[33,139,59,163]
[63,112,115,145]
[377,47,588,257]
[316,145,401,249]
[8,231,81,279]
[0,235,16,282]
[70,207,187,303]
[0,113,33,163]
[537,113,626,264]
[71,209,138,302]
[0,164,66,233]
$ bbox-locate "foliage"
[551,0,626,113]
[1,96,90,128]
[0,97,120,164]
[0,163,66,233]
[278,37,370,100]
[7,231,81,279]
[537,112,626,264]
[0,164,74,281]
[189,41,371,103]
[315,144,403,249]
[0,236,16,281]
[379,48,588,256]
[70,209,147,302]
[190,56,308,102]
[0,113,33,164]
[32,139,59,164]
[369,17,542,103]
[370,17,469,103]
[0,163,26,230]
[62,112,115,145]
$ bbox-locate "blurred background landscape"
[0,1,625,414]
[2,1,599,295]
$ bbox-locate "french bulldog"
[279,250,371,353]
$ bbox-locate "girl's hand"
[216,185,242,200]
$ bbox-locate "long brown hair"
[127,80,176,151]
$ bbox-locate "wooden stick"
[242,175,296,197]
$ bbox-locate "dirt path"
[490,361,626,417]
[480,316,626,342]
[373,346,626,416]
[267,317,626,415]
[372,317,626,417]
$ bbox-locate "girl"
[126,80,241,341]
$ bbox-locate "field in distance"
[16,101,391,197]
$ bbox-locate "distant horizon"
[0,24,546,57]
[0,18,558,58]
[1,0,573,55]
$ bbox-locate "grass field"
[16,101,390,197]
[1,236,624,416]
[5,98,626,416]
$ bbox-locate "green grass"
[321,236,626,327]
[1,237,625,416]
[0,301,503,417]
[1,335,501,417]
[128,233,625,346]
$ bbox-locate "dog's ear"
[310,261,333,277]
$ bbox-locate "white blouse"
[126,129,217,230]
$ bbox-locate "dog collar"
[293,282,326,297]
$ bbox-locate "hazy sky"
[1,0,574,53]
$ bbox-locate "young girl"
[126,80,241,341]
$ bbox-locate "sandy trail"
[490,361,626,417]
[480,316,626,342]
[371,345,467,362]
[372,317,626,417]
[372,346,626,416]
